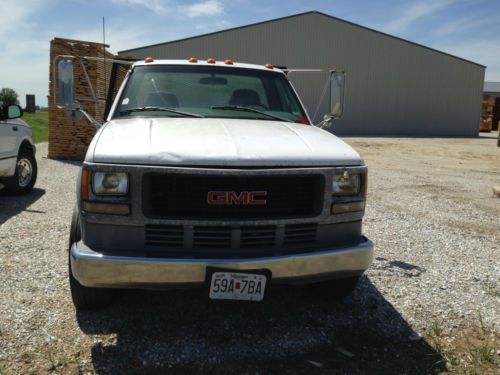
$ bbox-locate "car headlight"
[332,172,360,195]
[93,172,129,195]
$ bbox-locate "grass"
[470,344,496,365]
[21,111,48,144]
[46,348,84,374]
[425,317,499,374]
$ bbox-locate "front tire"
[4,149,37,195]
[68,207,113,310]
[308,276,361,300]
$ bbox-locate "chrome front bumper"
[70,239,374,289]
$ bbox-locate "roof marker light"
[144,57,154,63]
[225,59,234,65]
[189,57,198,63]
[265,63,274,69]
[207,58,216,63]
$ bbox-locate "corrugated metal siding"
[120,13,484,136]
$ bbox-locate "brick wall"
[48,38,116,160]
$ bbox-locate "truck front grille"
[145,223,318,250]
[142,173,324,220]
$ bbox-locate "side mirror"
[56,58,85,123]
[6,104,23,119]
[57,59,75,106]
[330,71,345,119]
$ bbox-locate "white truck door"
[0,119,19,176]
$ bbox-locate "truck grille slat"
[144,223,318,250]
[193,226,232,248]
[145,225,184,247]
[284,223,318,245]
[240,225,277,248]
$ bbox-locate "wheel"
[308,276,361,300]
[68,207,113,309]
[4,149,37,195]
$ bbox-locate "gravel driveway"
[0,137,498,374]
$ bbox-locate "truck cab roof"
[132,59,285,74]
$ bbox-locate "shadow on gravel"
[0,188,46,226]
[76,277,445,374]
[52,159,82,167]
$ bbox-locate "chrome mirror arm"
[64,102,102,129]
[315,114,334,129]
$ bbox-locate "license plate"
[209,271,267,301]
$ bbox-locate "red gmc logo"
[207,191,267,205]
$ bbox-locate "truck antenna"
[103,16,107,99]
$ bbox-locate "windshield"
[114,65,309,123]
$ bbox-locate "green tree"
[0,88,20,106]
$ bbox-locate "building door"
[492,98,500,131]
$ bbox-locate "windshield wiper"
[119,106,204,118]
[211,106,293,123]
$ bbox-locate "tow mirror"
[53,54,135,129]
[6,104,23,119]
[57,59,75,106]
[56,59,84,122]
[330,71,345,119]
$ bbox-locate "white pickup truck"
[56,57,373,309]
[0,104,37,194]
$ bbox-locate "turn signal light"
[144,57,154,63]
[362,174,368,198]
[225,59,234,65]
[207,58,216,63]
[83,202,130,216]
[189,57,198,63]
[265,63,273,69]
[331,201,365,214]
[81,169,89,201]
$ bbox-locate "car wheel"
[68,206,113,310]
[4,149,37,195]
[308,276,361,300]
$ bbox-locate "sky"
[1,0,499,107]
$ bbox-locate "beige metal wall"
[119,12,485,136]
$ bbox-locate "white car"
[0,104,37,194]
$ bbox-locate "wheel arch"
[19,139,35,155]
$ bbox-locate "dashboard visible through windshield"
[114,65,309,124]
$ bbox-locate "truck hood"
[90,118,363,167]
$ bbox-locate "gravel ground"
[0,136,498,374]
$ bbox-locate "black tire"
[4,149,37,195]
[308,276,361,300]
[68,207,113,310]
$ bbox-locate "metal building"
[119,11,485,136]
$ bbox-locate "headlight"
[93,172,128,195]
[332,172,360,195]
